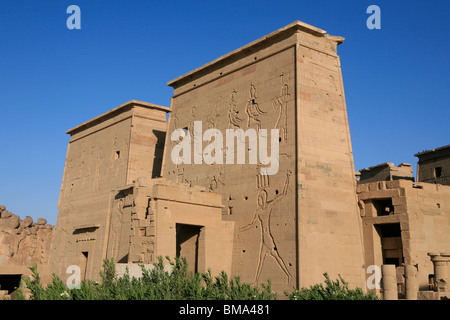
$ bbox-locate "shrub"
[17,256,277,300]
[285,273,378,300]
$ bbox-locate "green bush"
[284,273,378,300]
[17,256,277,300]
[16,259,377,300]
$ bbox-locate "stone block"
[418,291,439,300]
[394,204,408,214]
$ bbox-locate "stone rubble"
[0,205,54,267]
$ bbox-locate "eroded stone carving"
[240,170,292,284]
[245,84,266,132]
[0,205,53,266]
[271,73,290,143]
[228,89,243,129]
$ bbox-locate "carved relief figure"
[271,73,290,143]
[208,171,225,192]
[228,89,243,129]
[172,111,179,131]
[110,197,125,258]
[245,84,266,131]
[188,106,196,138]
[208,96,223,129]
[328,75,338,92]
[240,170,292,284]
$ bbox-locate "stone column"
[404,265,418,300]
[382,264,398,300]
[428,252,450,293]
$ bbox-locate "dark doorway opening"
[375,223,403,266]
[81,251,89,280]
[176,224,203,274]
[0,274,22,294]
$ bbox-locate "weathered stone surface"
[1,210,12,219]
[21,216,33,228]
[415,145,450,186]
[0,214,20,229]
[0,206,54,267]
[48,21,369,294]
[49,100,169,282]
[8,20,445,299]
[357,179,450,296]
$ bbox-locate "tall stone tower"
[50,100,168,281]
[162,21,366,291]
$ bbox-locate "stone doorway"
[176,224,204,274]
[375,223,404,266]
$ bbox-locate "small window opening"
[372,199,394,216]
[435,167,442,178]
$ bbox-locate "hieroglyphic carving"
[208,171,225,192]
[172,110,179,131]
[271,73,290,143]
[93,151,103,191]
[57,205,74,249]
[328,75,338,92]
[63,158,74,198]
[208,96,223,129]
[228,89,243,129]
[188,106,196,138]
[245,84,266,132]
[240,170,292,284]
[109,197,125,258]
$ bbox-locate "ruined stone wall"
[358,163,414,184]
[404,182,450,289]
[416,146,450,186]
[0,205,54,267]
[357,180,450,290]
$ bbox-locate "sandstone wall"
[50,101,168,282]
[163,21,366,292]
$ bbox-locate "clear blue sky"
[1,0,449,225]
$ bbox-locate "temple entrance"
[176,224,204,274]
[80,251,89,280]
[375,223,404,266]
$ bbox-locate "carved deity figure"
[228,89,242,129]
[245,84,266,131]
[240,170,292,284]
